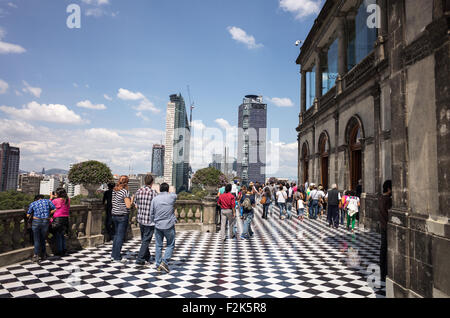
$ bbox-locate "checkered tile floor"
[0,205,385,298]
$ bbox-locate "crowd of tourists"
[215,179,365,242]
[25,173,391,282]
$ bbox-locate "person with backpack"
[325,184,341,228]
[240,187,255,239]
[217,184,236,242]
[261,187,272,219]
[344,191,360,233]
[276,185,288,220]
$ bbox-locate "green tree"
[191,167,228,188]
[68,160,113,185]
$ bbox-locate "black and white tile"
[0,206,386,298]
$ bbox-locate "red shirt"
[218,193,236,210]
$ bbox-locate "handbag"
[260,196,267,205]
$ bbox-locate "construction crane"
[187,85,195,128]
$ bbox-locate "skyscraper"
[151,144,165,177]
[0,143,20,192]
[237,95,267,185]
[163,94,191,193]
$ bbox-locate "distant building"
[208,154,223,171]
[237,95,267,185]
[0,143,20,192]
[19,174,44,195]
[163,94,191,193]
[151,144,165,177]
[39,178,61,196]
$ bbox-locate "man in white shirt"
[308,185,324,220]
[276,186,288,220]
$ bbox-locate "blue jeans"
[340,209,346,224]
[137,224,155,264]
[286,202,293,219]
[55,230,66,254]
[242,212,254,237]
[297,208,304,217]
[278,203,286,218]
[310,200,319,219]
[155,226,176,267]
[269,201,275,215]
[32,219,49,257]
[262,204,270,219]
[111,214,129,261]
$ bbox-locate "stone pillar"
[201,200,217,233]
[337,16,347,77]
[301,69,307,114]
[315,49,322,100]
[81,198,105,247]
[372,84,382,194]
[386,0,410,298]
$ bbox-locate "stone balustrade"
[0,198,216,268]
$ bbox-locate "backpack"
[347,197,359,214]
[260,196,267,205]
[242,196,252,210]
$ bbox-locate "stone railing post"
[81,198,104,247]
[201,186,218,233]
[201,200,216,233]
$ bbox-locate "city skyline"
[0,0,322,179]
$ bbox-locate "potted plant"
[68,161,113,198]
[192,167,228,195]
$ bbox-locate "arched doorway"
[301,143,309,184]
[348,119,363,191]
[319,132,330,190]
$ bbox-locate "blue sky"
[0,0,323,178]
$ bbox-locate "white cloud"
[14,89,21,96]
[117,88,145,101]
[103,94,112,101]
[82,0,110,5]
[268,97,294,107]
[82,0,111,18]
[0,27,26,54]
[85,8,104,17]
[117,88,160,114]
[73,83,78,88]
[133,99,160,114]
[77,100,107,110]
[7,2,18,8]
[279,0,322,19]
[136,112,149,121]
[215,118,234,131]
[227,26,263,49]
[0,101,85,124]
[0,79,8,94]
[22,81,42,98]
[0,118,165,174]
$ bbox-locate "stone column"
[81,198,105,247]
[315,49,322,100]
[301,69,307,113]
[372,84,382,194]
[337,16,347,77]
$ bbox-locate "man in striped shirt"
[133,174,158,267]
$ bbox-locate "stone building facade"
[296,0,449,298]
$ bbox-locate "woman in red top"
[50,188,70,256]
